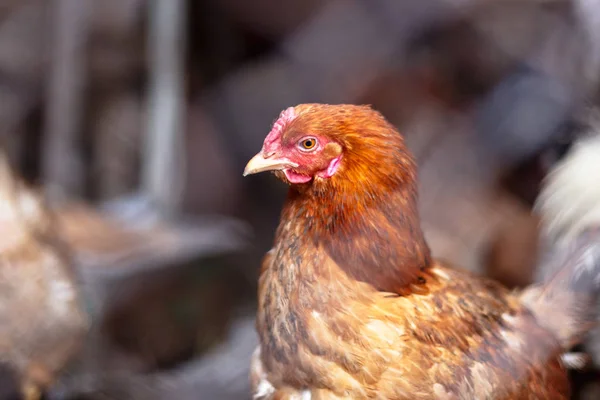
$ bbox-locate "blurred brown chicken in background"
[0,151,88,400]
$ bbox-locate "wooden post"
[144,0,187,217]
[42,0,91,201]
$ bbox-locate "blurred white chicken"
[535,123,600,368]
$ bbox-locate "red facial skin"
[258,107,343,184]
[280,135,342,184]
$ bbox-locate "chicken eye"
[299,137,317,151]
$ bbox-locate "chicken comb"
[263,107,297,154]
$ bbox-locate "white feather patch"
[561,352,589,369]
[254,380,276,400]
[251,347,275,400]
[300,390,311,400]
[536,133,600,246]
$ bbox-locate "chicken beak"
[243,153,298,176]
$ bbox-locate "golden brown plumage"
[0,153,88,399]
[244,104,600,399]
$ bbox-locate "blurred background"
[1,0,600,398]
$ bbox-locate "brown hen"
[244,104,600,399]
[0,153,88,400]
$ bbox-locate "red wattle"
[284,169,312,183]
